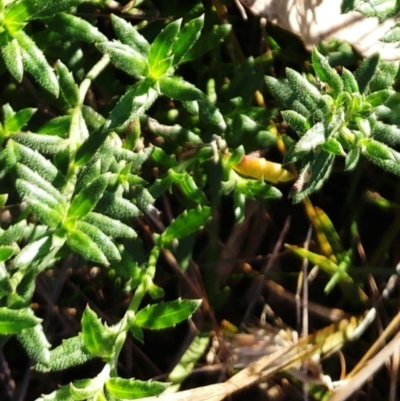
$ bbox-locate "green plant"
[0,0,400,400]
[265,48,400,203]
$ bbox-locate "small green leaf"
[0,245,15,262]
[16,179,64,227]
[129,323,144,343]
[67,173,110,219]
[354,54,380,94]
[106,377,169,399]
[103,79,158,132]
[183,99,226,130]
[2,38,23,82]
[292,151,335,203]
[0,307,41,334]
[0,220,28,246]
[70,370,108,401]
[135,299,201,330]
[81,306,117,359]
[169,170,208,204]
[47,13,107,44]
[96,41,148,78]
[182,24,231,63]
[12,235,53,270]
[281,110,308,136]
[168,333,210,385]
[74,128,110,167]
[148,19,181,77]
[158,76,204,101]
[360,138,397,162]
[67,228,109,265]
[365,89,394,108]
[16,163,63,202]
[162,206,211,243]
[355,116,371,136]
[312,48,343,99]
[172,15,204,65]
[55,60,79,107]
[110,14,150,56]
[341,68,359,93]
[83,212,137,239]
[7,140,60,181]
[17,324,51,365]
[13,132,67,154]
[37,116,71,137]
[293,122,326,156]
[369,62,398,91]
[35,335,93,373]
[322,138,346,156]
[95,192,142,219]
[75,221,121,261]
[14,30,59,96]
[345,146,360,170]
[285,68,324,113]
[372,121,400,146]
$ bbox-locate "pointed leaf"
[158,76,204,101]
[16,179,64,227]
[106,378,169,399]
[14,30,59,96]
[70,369,108,401]
[135,299,201,330]
[365,89,394,108]
[83,212,137,239]
[292,151,335,203]
[0,307,41,334]
[293,122,326,156]
[4,107,36,132]
[67,173,110,220]
[81,306,117,359]
[75,221,120,261]
[341,68,359,93]
[67,228,109,265]
[16,163,63,202]
[47,13,107,44]
[182,24,231,63]
[17,324,51,365]
[322,137,346,156]
[162,206,211,243]
[13,132,67,154]
[172,15,204,65]
[95,192,142,219]
[55,60,79,107]
[148,19,181,77]
[312,48,343,99]
[104,79,158,132]
[345,146,360,170]
[354,54,380,94]
[12,235,53,270]
[9,141,60,182]
[281,110,308,136]
[35,335,93,372]
[96,41,148,78]
[2,38,23,82]
[169,170,208,204]
[110,14,150,55]
[286,68,324,112]
[183,99,226,130]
